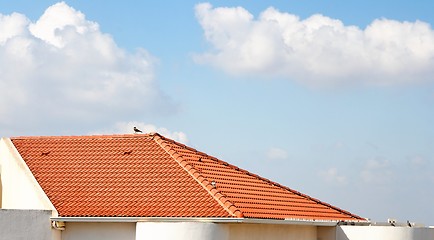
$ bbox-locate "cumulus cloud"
[92,121,188,144]
[266,147,288,160]
[194,3,434,86]
[0,2,173,135]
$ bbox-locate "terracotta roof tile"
[10,133,365,221]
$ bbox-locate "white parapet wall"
[136,222,318,240]
[0,138,56,212]
[226,223,317,240]
[337,225,434,240]
[136,222,229,240]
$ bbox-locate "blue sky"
[1,1,433,224]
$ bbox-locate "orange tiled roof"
[10,133,365,221]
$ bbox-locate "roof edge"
[51,217,244,223]
[152,134,244,218]
[271,181,366,221]
[50,217,369,226]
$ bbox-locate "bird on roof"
[133,127,143,133]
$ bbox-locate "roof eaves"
[51,216,245,223]
[51,217,370,226]
[152,133,244,218]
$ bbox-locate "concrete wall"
[0,209,58,240]
[62,222,136,240]
[337,226,434,240]
[136,222,317,240]
[0,138,55,212]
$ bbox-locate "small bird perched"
[133,127,142,133]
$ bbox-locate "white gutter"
[244,218,369,226]
[50,217,244,223]
[251,218,339,226]
[50,217,369,226]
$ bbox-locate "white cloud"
[194,3,434,87]
[92,121,188,144]
[333,141,346,150]
[266,147,288,160]
[319,167,347,185]
[360,157,394,184]
[29,3,98,48]
[0,2,174,135]
[407,155,428,168]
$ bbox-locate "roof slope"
[11,133,365,221]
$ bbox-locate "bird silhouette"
[133,127,143,133]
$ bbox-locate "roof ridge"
[10,133,156,140]
[152,134,244,218]
[152,134,364,221]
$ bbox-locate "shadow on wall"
[0,172,2,208]
[336,228,350,240]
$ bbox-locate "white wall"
[0,209,59,240]
[227,223,317,240]
[136,222,317,240]
[136,222,228,240]
[0,138,55,212]
[318,226,337,240]
[62,222,136,240]
[337,226,434,240]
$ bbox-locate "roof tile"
[10,133,365,221]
